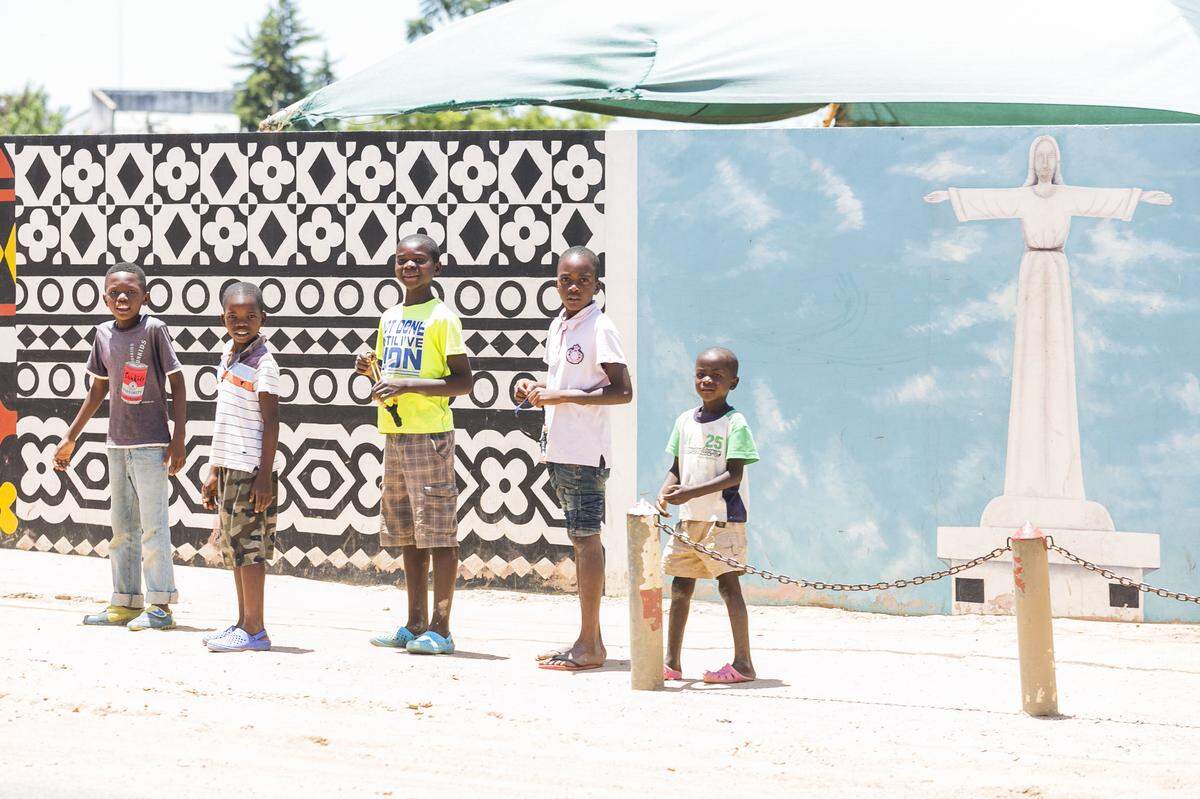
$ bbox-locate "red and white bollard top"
[1013,521,1045,541]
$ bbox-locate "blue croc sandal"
[406,631,454,655]
[370,627,418,648]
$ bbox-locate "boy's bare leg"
[563,534,606,666]
[666,576,696,673]
[239,563,266,635]
[233,568,246,628]
[428,546,457,638]
[717,572,755,678]
[401,545,430,634]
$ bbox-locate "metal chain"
[1047,538,1200,605]
[655,521,1200,603]
[653,520,1010,591]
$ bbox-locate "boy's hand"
[203,518,223,567]
[372,379,413,401]
[655,493,671,516]
[660,484,691,506]
[513,378,536,403]
[355,350,376,376]
[201,471,219,511]
[249,471,274,515]
[164,435,186,476]
[52,438,76,471]
[525,387,564,408]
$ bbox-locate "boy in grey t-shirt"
[53,263,188,630]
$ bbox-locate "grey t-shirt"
[85,315,183,447]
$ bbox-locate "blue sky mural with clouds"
[636,126,1200,620]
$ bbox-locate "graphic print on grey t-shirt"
[120,339,149,404]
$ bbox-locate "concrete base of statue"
[979,494,1117,532]
[936,522,1160,622]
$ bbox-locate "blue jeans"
[107,447,178,607]
[547,462,610,538]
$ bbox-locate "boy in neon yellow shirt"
[357,234,472,655]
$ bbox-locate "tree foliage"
[309,49,337,94]
[233,0,318,131]
[406,0,511,42]
[0,85,66,135]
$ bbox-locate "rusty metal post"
[1012,522,1058,716]
[627,502,663,691]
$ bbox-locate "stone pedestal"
[936,525,1160,621]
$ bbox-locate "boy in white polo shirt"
[514,246,632,672]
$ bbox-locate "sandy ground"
[2,550,1200,798]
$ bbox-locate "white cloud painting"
[638,126,1200,619]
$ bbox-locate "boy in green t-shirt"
[356,234,472,655]
[656,347,760,684]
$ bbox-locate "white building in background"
[62,89,240,134]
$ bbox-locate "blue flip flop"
[406,631,455,655]
[370,627,418,648]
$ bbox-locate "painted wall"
[636,126,1200,621]
[0,132,614,589]
[5,125,1200,622]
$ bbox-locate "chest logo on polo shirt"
[566,344,584,364]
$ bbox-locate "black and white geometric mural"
[1,132,607,588]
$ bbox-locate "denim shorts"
[547,462,609,538]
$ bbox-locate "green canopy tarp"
[264,0,1200,128]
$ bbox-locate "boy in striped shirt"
[200,282,281,653]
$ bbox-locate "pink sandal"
[702,664,754,684]
[663,665,684,681]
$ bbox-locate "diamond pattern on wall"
[3,131,607,588]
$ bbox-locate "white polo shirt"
[543,302,627,468]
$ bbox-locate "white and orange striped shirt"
[208,336,281,474]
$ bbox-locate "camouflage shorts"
[215,466,278,568]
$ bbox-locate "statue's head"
[1023,135,1063,186]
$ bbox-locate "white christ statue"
[925,135,1172,532]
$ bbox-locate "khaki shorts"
[663,520,748,579]
[380,432,459,550]
[214,467,278,569]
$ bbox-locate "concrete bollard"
[1012,522,1058,717]
[627,502,664,691]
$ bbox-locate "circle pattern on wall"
[5,132,608,585]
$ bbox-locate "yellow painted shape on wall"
[0,481,16,535]
[2,225,14,282]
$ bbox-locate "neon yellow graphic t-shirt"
[375,298,467,434]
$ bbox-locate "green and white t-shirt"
[666,407,760,523]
